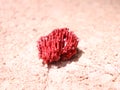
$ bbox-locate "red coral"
[37,28,79,64]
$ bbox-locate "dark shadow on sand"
[47,48,84,69]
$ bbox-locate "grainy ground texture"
[0,0,120,90]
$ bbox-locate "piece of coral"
[37,28,79,64]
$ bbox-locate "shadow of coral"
[47,48,84,69]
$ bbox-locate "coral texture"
[37,28,79,64]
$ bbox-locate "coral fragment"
[37,28,79,64]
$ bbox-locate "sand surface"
[0,0,120,90]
